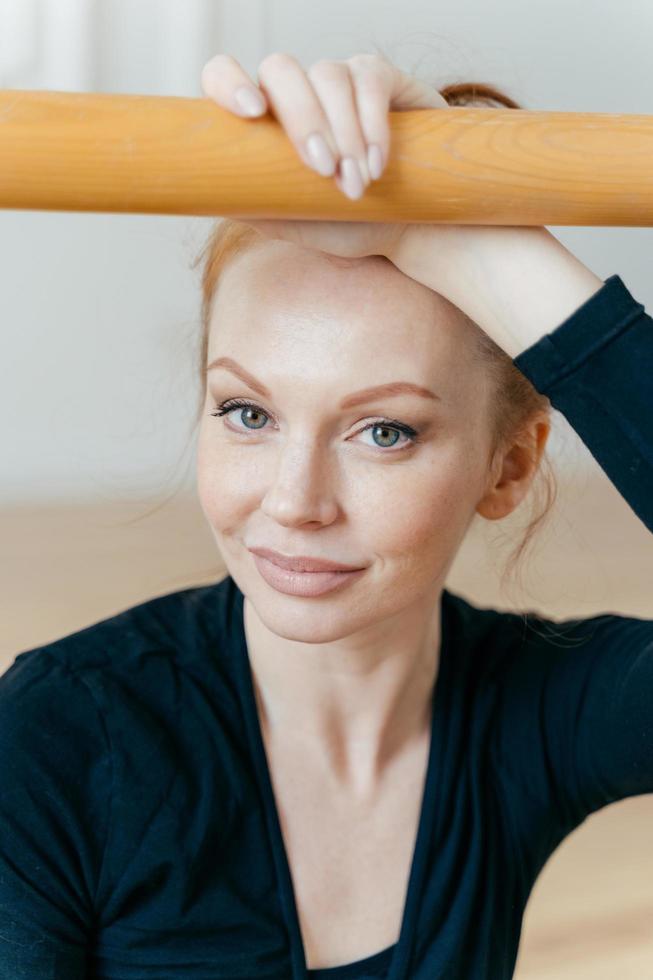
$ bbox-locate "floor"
[2,471,652,977]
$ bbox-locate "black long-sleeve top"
[0,273,651,979]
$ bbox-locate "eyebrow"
[206,356,441,408]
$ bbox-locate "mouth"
[248,546,364,574]
[250,550,367,598]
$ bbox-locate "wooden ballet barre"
[1,88,652,225]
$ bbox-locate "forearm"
[390,224,605,359]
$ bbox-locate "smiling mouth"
[250,550,367,597]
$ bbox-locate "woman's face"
[197,239,496,642]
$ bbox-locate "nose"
[259,439,339,527]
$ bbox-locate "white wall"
[2,0,652,505]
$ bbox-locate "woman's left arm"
[390,224,653,535]
[389,223,604,358]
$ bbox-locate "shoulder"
[6,574,237,682]
[9,576,231,671]
[0,577,246,905]
[1,575,242,749]
[441,587,526,682]
[440,587,652,687]
[443,589,653,731]
[0,577,246,890]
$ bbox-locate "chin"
[245,569,377,640]
[251,599,371,645]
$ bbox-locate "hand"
[199,48,557,348]
[199,51,449,259]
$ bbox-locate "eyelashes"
[209,397,421,453]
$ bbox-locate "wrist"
[389,224,605,359]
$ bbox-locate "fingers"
[258,53,376,198]
[256,53,342,181]
[200,51,397,200]
[305,58,371,195]
[201,53,268,118]
[344,54,395,182]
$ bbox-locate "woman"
[0,51,651,980]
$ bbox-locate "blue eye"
[212,398,268,430]
[358,420,414,450]
[209,398,421,452]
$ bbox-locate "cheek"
[359,441,486,573]
[196,429,256,532]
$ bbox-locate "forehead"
[214,240,423,315]
[208,240,482,393]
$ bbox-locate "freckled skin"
[196,239,547,786]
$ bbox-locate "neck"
[243,591,441,797]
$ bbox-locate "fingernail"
[367,143,383,180]
[234,85,266,116]
[306,132,337,176]
[340,157,364,200]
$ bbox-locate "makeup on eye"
[208,397,424,452]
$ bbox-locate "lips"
[248,547,363,573]
[251,551,367,597]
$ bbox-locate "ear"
[476,416,551,521]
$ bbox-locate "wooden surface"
[2,90,653,224]
[2,473,652,976]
